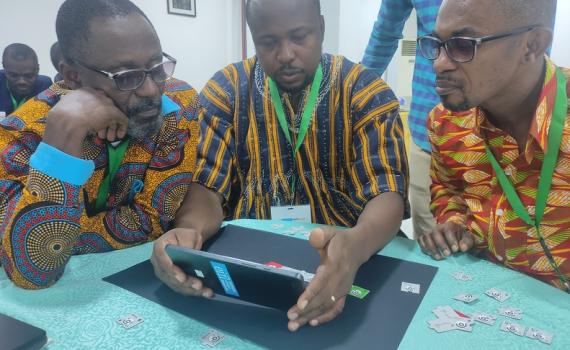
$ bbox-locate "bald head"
[440,0,556,29]
[496,0,557,29]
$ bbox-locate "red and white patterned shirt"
[428,58,570,290]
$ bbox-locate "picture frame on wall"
[167,0,196,17]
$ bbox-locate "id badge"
[270,205,312,223]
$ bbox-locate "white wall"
[136,0,241,89]
[0,0,242,90]
[321,0,341,55]
[0,0,60,79]
[551,1,570,67]
[338,0,382,63]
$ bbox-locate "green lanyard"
[95,139,130,212]
[6,80,27,111]
[268,64,323,204]
[484,67,569,293]
[10,93,26,111]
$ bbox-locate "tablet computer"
[166,245,306,311]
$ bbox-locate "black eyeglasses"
[72,52,177,91]
[418,25,539,63]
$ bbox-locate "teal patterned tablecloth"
[1,219,569,349]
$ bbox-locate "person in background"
[0,0,200,290]
[152,0,409,332]
[50,42,64,82]
[418,0,569,292]
[0,43,52,116]
[362,0,442,240]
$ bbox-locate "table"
[1,219,569,349]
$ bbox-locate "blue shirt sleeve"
[29,142,95,186]
[362,0,414,74]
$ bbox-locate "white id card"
[0,111,6,119]
[270,205,312,223]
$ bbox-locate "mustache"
[277,65,303,74]
[435,74,461,86]
[128,99,161,116]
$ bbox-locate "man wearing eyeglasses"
[0,0,199,289]
[0,43,52,117]
[417,0,570,292]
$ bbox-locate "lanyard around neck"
[9,92,27,112]
[6,80,27,111]
[484,67,569,292]
[268,64,323,203]
[95,139,130,212]
[269,64,323,153]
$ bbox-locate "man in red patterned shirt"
[418,0,569,292]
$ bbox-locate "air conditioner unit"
[384,38,416,111]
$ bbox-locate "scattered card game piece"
[349,285,370,299]
[201,329,225,347]
[401,282,420,294]
[433,305,454,319]
[432,305,470,320]
[453,309,470,319]
[453,293,478,304]
[500,320,526,336]
[472,311,497,326]
[117,314,143,330]
[282,225,310,236]
[428,306,474,333]
[526,327,554,345]
[429,318,473,333]
[452,272,473,281]
[290,226,308,233]
[485,288,511,302]
[498,307,523,320]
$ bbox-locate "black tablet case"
[0,313,47,350]
[104,225,438,350]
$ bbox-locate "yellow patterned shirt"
[194,54,409,226]
[0,79,199,289]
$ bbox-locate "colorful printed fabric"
[194,54,409,226]
[362,0,442,152]
[0,79,199,289]
[428,58,570,290]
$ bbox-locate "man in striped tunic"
[152,0,409,331]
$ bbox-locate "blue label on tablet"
[210,261,240,297]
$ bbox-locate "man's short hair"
[245,0,321,25]
[2,43,38,65]
[55,0,152,62]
